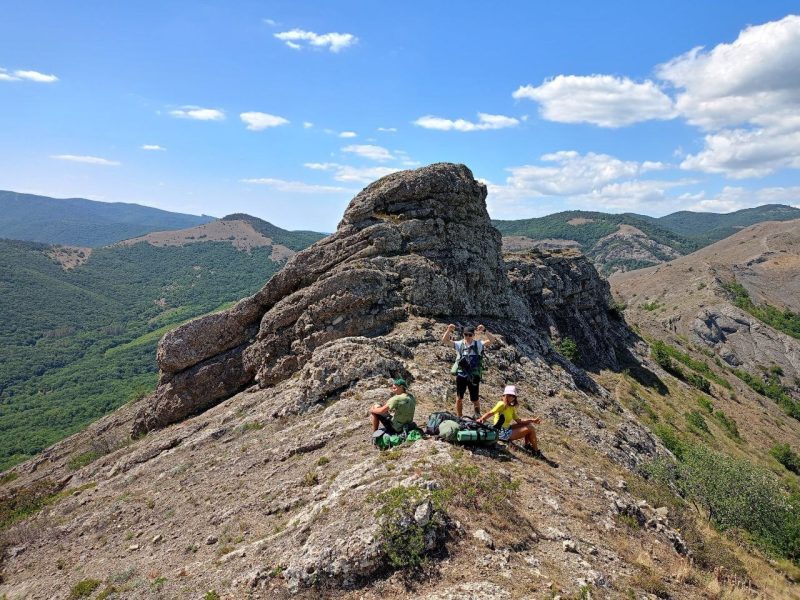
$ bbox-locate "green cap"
[393,378,408,388]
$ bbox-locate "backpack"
[425,411,460,435]
[452,340,484,380]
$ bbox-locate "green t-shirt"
[387,393,416,430]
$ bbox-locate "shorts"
[498,427,513,441]
[375,412,398,434]
[456,375,480,403]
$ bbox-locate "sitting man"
[370,378,416,434]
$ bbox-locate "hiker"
[442,323,497,418]
[477,385,545,458]
[370,378,416,434]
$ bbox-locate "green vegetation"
[204,592,221,600]
[731,367,800,420]
[646,447,800,564]
[722,280,800,341]
[222,213,325,250]
[650,340,714,394]
[651,340,731,389]
[0,480,95,531]
[434,459,520,515]
[713,411,741,441]
[67,579,102,599]
[0,236,299,470]
[684,410,710,435]
[771,444,800,476]
[652,424,686,460]
[555,337,579,362]
[641,301,662,311]
[372,486,429,570]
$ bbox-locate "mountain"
[0,190,214,247]
[2,165,799,599]
[495,204,800,275]
[655,203,800,244]
[612,219,800,395]
[0,215,322,470]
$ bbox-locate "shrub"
[641,301,661,311]
[372,486,428,570]
[771,443,800,476]
[697,397,714,414]
[555,337,579,362]
[713,411,741,440]
[67,579,101,599]
[652,424,686,460]
[684,411,710,435]
[685,372,711,394]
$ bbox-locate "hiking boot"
[472,406,481,419]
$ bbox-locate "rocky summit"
[2,163,711,599]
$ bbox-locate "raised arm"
[441,323,456,347]
[476,324,498,347]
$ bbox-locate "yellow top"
[491,401,516,428]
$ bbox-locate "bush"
[685,372,711,394]
[372,486,428,570]
[555,337,579,362]
[771,443,800,476]
[652,424,686,460]
[67,579,101,600]
[713,411,741,440]
[684,410,710,435]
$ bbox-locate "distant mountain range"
[494,204,800,274]
[0,190,215,247]
[0,212,323,469]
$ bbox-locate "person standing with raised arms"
[441,323,497,417]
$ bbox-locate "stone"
[414,500,432,527]
[472,529,495,549]
[563,539,578,553]
[206,535,218,545]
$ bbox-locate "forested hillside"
[0,190,214,247]
[0,232,310,469]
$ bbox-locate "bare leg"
[371,412,380,431]
[455,395,463,417]
[510,422,538,450]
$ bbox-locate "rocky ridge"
[1,164,728,599]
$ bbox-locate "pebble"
[152,534,163,544]
[127,544,139,551]
[206,535,218,545]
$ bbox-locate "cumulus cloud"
[141,144,165,151]
[338,131,357,138]
[304,162,400,183]
[0,68,58,83]
[274,29,358,52]
[499,151,666,196]
[169,106,225,121]
[657,15,800,130]
[680,126,800,178]
[51,154,121,166]
[413,112,519,132]
[686,185,800,213]
[240,177,350,193]
[240,111,290,131]
[342,144,394,161]
[513,75,675,127]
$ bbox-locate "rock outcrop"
[136,164,627,436]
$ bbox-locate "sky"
[1,1,800,232]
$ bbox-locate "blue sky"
[1,1,799,231]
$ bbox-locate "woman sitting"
[477,385,545,458]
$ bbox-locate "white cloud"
[240,111,290,131]
[263,19,278,26]
[169,106,225,121]
[680,126,800,178]
[51,154,121,166]
[0,68,58,83]
[413,112,519,132]
[303,121,314,129]
[513,75,675,127]
[303,162,400,183]
[686,185,800,213]
[339,131,357,138]
[656,15,800,130]
[141,144,165,151]
[377,127,397,132]
[500,151,666,196]
[240,177,350,193]
[274,29,358,52]
[342,144,394,162]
